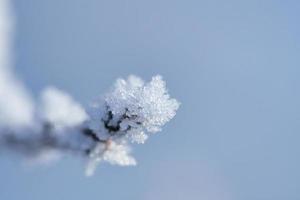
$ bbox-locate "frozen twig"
[0,0,180,176]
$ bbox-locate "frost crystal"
[40,87,88,130]
[90,75,180,144]
[85,140,136,176]
[82,75,180,174]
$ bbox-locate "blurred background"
[1,0,299,199]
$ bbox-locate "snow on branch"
[0,75,180,176]
[0,0,180,176]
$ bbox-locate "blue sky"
[0,0,299,199]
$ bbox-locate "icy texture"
[90,75,180,144]
[40,87,88,130]
[85,140,136,176]
[0,75,179,176]
[83,75,179,174]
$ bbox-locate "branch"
[0,76,180,176]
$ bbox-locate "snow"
[40,87,88,130]
[90,75,180,144]
[85,139,136,176]
[0,0,35,128]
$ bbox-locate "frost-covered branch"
[0,0,180,176]
[0,76,180,176]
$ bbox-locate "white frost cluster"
[40,87,88,130]
[90,75,180,144]
[85,75,179,175]
[85,140,136,176]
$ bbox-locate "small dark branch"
[102,110,121,133]
[101,106,143,135]
[82,128,106,143]
[122,108,130,119]
[43,122,53,133]
[85,148,91,155]
[42,122,56,146]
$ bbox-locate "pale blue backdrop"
[1,0,299,199]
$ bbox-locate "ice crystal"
[90,75,180,144]
[40,87,88,130]
[85,140,136,176]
